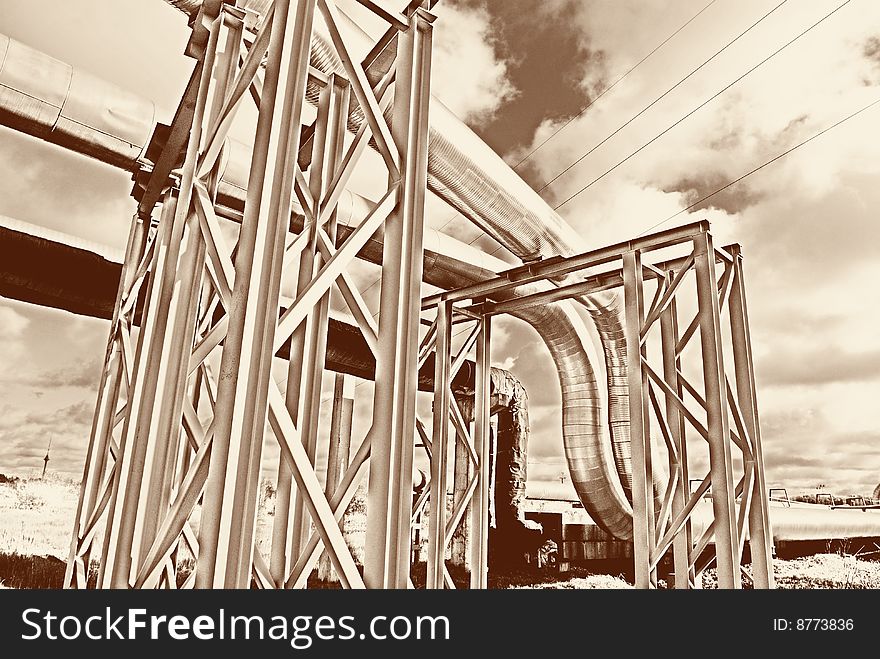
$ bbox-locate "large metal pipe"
[0,34,155,169]
[0,20,637,537]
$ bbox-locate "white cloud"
[0,305,29,337]
[0,304,30,365]
[431,2,517,125]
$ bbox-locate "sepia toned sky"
[0,0,879,499]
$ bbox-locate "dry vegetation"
[0,475,79,588]
[0,475,78,558]
[2,476,880,589]
[701,553,880,589]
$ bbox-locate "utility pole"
[42,435,52,479]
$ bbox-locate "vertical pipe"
[727,244,774,588]
[622,249,654,589]
[364,9,434,589]
[426,301,451,589]
[693,232,741,588]
[468,315,491,589]
[197,0,317,588]
[449,418,471,570]
[660,277,693,589]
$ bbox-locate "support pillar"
[660,282,693,589]
[364,8,434,589]
[728,245,774,588]
[426,301,451,589]
[64,211,149,588]
[317,373,354,583]
[693,233,741,588]
[469,315,491,589]
[450,418,471,570]
[622,249,656,589]
[196,0,317,589]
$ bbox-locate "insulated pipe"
[0,27,637,537]
[0,35,155,169]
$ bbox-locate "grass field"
[0,475,78,559]
[2,476,880,589]
[0,475,78,588]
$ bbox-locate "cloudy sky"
[1,0,879,501]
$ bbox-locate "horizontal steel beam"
[422,221,711,309]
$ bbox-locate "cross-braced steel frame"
[65,0,436,589]
[423,221,775,589]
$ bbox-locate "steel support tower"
[63,0,773,590]
[423,221,775,589]
[65,0,436,589]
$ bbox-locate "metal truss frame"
[66,0,435,589]
[422,220,775,590]
[418,302,492,589]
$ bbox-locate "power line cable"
[512,0,720,170]
[637,95,880,236]
[437,2,723,259]
[537,0,789,195]
[553,0,853,211]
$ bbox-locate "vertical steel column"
[468,315,491,589]
[622,249,655,589]
[364,8,434,589]
[317,373,354,582]
[197,0,317,589]
[450,420,471,569]
[727,244,774,588]
[132,206,206,576]
[64,212,148,588]
[693,232,741,588]
[138,10,244,589]
[659,280,693,589]
[426,301,451,588]
[102,6,225,587]
[101,188,184,587]
[289,73,350,564]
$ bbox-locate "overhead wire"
[441,0,724,257]
[636,95,880,236]
[537,0,790,195]
[552,0,854,211]
[511,0,720,170]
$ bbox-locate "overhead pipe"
[0,20,638,537]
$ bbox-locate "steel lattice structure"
[65,0,437,590]
[56,0,774,590]
[423,222,775,588]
